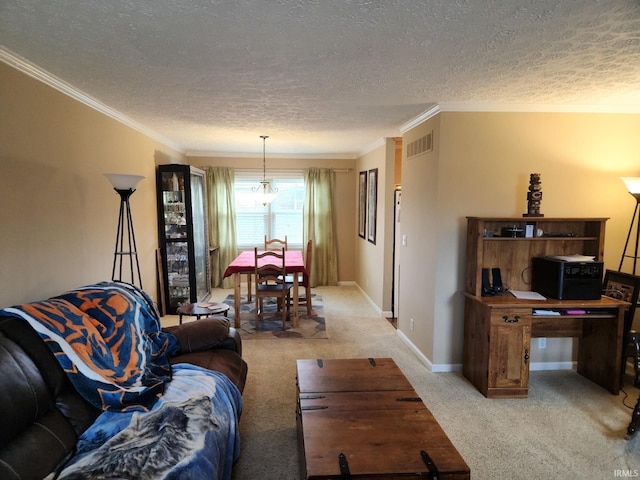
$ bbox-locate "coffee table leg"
[234,273,241,328]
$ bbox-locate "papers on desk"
[533,309,561,316]
[509,290,547,300]
[548,254,595,262]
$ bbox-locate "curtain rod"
[221,167,353,173]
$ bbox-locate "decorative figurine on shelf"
[523,173,544,217]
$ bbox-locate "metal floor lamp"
[620,177,640,275]
[105,174,145,288]
[618,178,640,439]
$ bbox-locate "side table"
[175,302,230,324]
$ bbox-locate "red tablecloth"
[223,250,306,278]
[223,249,307,329]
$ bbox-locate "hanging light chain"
[252,135,277,205]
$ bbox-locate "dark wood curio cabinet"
[156,165,210,314]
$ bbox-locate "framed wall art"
[358,171,367,239]
[603,269,640,304]
[367,168,378,244]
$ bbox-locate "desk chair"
[265,235,288,251]
[254,248,293,330]
[285,239,313,315]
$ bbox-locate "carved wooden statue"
[524,173,543,217]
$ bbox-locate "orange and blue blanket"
[1,281,179,412]
[4,282,242,479]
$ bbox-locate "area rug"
[223,294,327,339]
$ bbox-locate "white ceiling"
[1,0,639,157]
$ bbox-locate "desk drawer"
[490,308,531,326]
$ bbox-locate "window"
[235,171,305,250]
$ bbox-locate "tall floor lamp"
[105,174,145,288]
[619,178,640,440]
[619,177,640,275]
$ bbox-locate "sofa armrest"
[163,317,241,356]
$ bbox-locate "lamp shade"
[622,177,640,195]
[105,173,145,190]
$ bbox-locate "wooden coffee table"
[296,358,470,479]
[175,302,229,324]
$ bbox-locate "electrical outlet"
[410,318,414,331]
[538,338,547,349]
[402,235,407,246]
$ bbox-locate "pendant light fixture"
[252,135,277,205]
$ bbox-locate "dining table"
[223,249,307,328]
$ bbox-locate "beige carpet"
[164,286,640,479]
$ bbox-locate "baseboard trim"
[343,282,577,373]
[352,282,383,317]
[396,329,575,373]
[396,329,432,370]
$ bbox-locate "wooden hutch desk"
[463,217,628,398]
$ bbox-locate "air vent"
[406,131,433,158]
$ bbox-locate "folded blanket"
[1,281,179,412]
[49,364,243,480]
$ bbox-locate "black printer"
[531,256,603,300]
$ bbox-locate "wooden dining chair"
[246,236,288,302]
[254,247,293,330]
[265,235,288,251]
[285,239,313,315]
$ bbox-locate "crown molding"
[399,104,441,133]
[438,102,640,114]
[0,46,184,154]
[400,101,640,132]
[357,137,387,157]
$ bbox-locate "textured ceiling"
[1,0,640,156]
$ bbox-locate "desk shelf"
[465,217,607,296]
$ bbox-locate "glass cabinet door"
[166,242,190,307]
[157,165,211,314]
[190,172,209,302]
[160,170,190,310]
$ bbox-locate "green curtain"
[205,167,237,289]
[303,168,338,286]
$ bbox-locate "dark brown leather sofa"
[0,313,247,480]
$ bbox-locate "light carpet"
[222,294,327,339]
[230,285,640,480]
